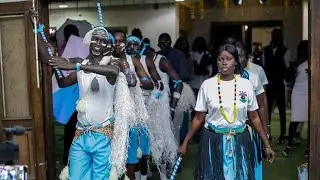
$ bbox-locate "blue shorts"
[127,126,150,164]
[69,132,111,180]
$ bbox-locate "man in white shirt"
[263,28,290,144]
[246,60,268,88]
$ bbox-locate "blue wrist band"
[76,63,81,72]
[173,80,182,89]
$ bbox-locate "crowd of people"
[30,2,309,179]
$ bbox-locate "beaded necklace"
[217,74,238,124]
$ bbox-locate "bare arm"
[29,12,54,65]
[118,58,137,87]
[256,93,268,133]
[49,57,119,77]
[263,93,269,133]
[80,65,119,77]
[248,111,270,147]
[146,57,163,90]
[160,58,183,109]
[132,58,154,90]
[181,112,206,146]
[36,33,54,64]
[68,57,85,64]
[56,71,78,88]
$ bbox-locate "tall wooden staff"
[32,0,40,88]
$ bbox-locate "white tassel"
[176,83,196,112]
[109,167,118,180]
[137,147,142,159]
[111,72,136,178]
[59,166,69,180]
[124,175,131,180]
[145,90,178,170]
[137,147,143,159]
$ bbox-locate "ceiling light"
[175,0,185,2]
[59,4,68,8]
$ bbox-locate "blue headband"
[108,33,116,45]
[126,36,142,46]
[139,43,150,55]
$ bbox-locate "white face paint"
[90,30,108,56]
[120,42,125,51]
[102,43,114,56]
[90,29,114,56]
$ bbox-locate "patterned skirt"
[194,124,256,180]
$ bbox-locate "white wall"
[49,4,178,51]
[188,5,303,60]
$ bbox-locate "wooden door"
[309,0,320,179]
[0,1,47,179]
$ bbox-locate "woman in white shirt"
[282,40,309,157]
[178,43,274,179]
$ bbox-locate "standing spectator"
[158,33,190,81]
[252,42,264,67]
[263,28,291,144]
[189,36,211,95]
[188,36,212,142]
[282,40,309,157]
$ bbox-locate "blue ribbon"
[107,33,116,45]
[169,155,183,180]
[173,80,182,89]
[155,90,161,99]
[140,76,149,82]
[242,69,250,80]
[96,1,104,27]
[139,43,150,55]
[126,36,141,46]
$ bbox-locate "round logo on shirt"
[239,91,248,103]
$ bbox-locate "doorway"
[210,23,243,50]
[210,21,282,52]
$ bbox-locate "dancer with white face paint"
[30,9,139,179]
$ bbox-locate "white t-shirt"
[246,62,269,86]
[247,71,264,96]
[195,76,258,129]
